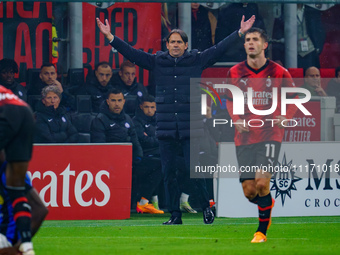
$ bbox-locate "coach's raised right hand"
[96,18,114,41]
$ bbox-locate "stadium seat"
[26,68,41,92]
[28,95,41,112]
[68,68,85,88]
[124,95,138,117]
[77,95,92,113]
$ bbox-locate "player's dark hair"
[0,58,19,73]
[107,87,124,99]
[40,62,55,70]
[244,27,268,43]
[141,95,155,104]
[166,29,188,44]
[95,61,112,71]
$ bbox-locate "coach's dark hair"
[95,61,112,71]
[0,58,19,73]
[244,27,268,43]
[166,29,188,44]
[106,87,124,99]
[141,94,155,104]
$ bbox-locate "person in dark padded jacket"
[34,85,79,143]
[90,88,143,160]
[97,15,255,225]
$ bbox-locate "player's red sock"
[256,193,273,235]
[7,187,32,243]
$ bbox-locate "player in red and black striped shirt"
[0,85,36,254]
[226,28,298,243]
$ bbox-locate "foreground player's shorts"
[236,141,281,182]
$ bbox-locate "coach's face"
[166,33,188,58]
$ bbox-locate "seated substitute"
[27,62,76,111]
[0,58,27,101]
[112,60,148,117]
[133,95,164,214]
[76,61,114,113]
[0,161,48,255]
[90,88,143,160]
[34,85,79,143]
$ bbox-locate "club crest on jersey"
[62,117,66,122]
[137,91,143,97]
[266,77,272,87]
[125,122,130,128]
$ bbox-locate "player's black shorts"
[236,141,281,182]
[0,104,35,162]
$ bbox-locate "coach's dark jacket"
[34,101,79,143]
[132,108,159,156]
[110,31,241,140]
[90,101,143,158]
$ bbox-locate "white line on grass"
[37,236,309,240]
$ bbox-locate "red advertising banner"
[82,2,161,84]
[0,2,52,79]
[283,101,321,142]
[28,144,132,220]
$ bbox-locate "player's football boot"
[267,198,275,230]
[203,206,214,224]
[136,202,164,214]
[19,242,35,255]
[180,202,197,213]
[251,232,267,243]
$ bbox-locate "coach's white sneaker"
[19,242,35,255]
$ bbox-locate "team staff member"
[0,85,35,254]
[96,15,255,225]
[226,28,298,243]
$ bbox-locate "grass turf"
[34,213,340,255]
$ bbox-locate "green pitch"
[34,213,339,255]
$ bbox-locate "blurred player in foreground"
[0,85,38,254]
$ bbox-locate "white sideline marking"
[37,236,310,240]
